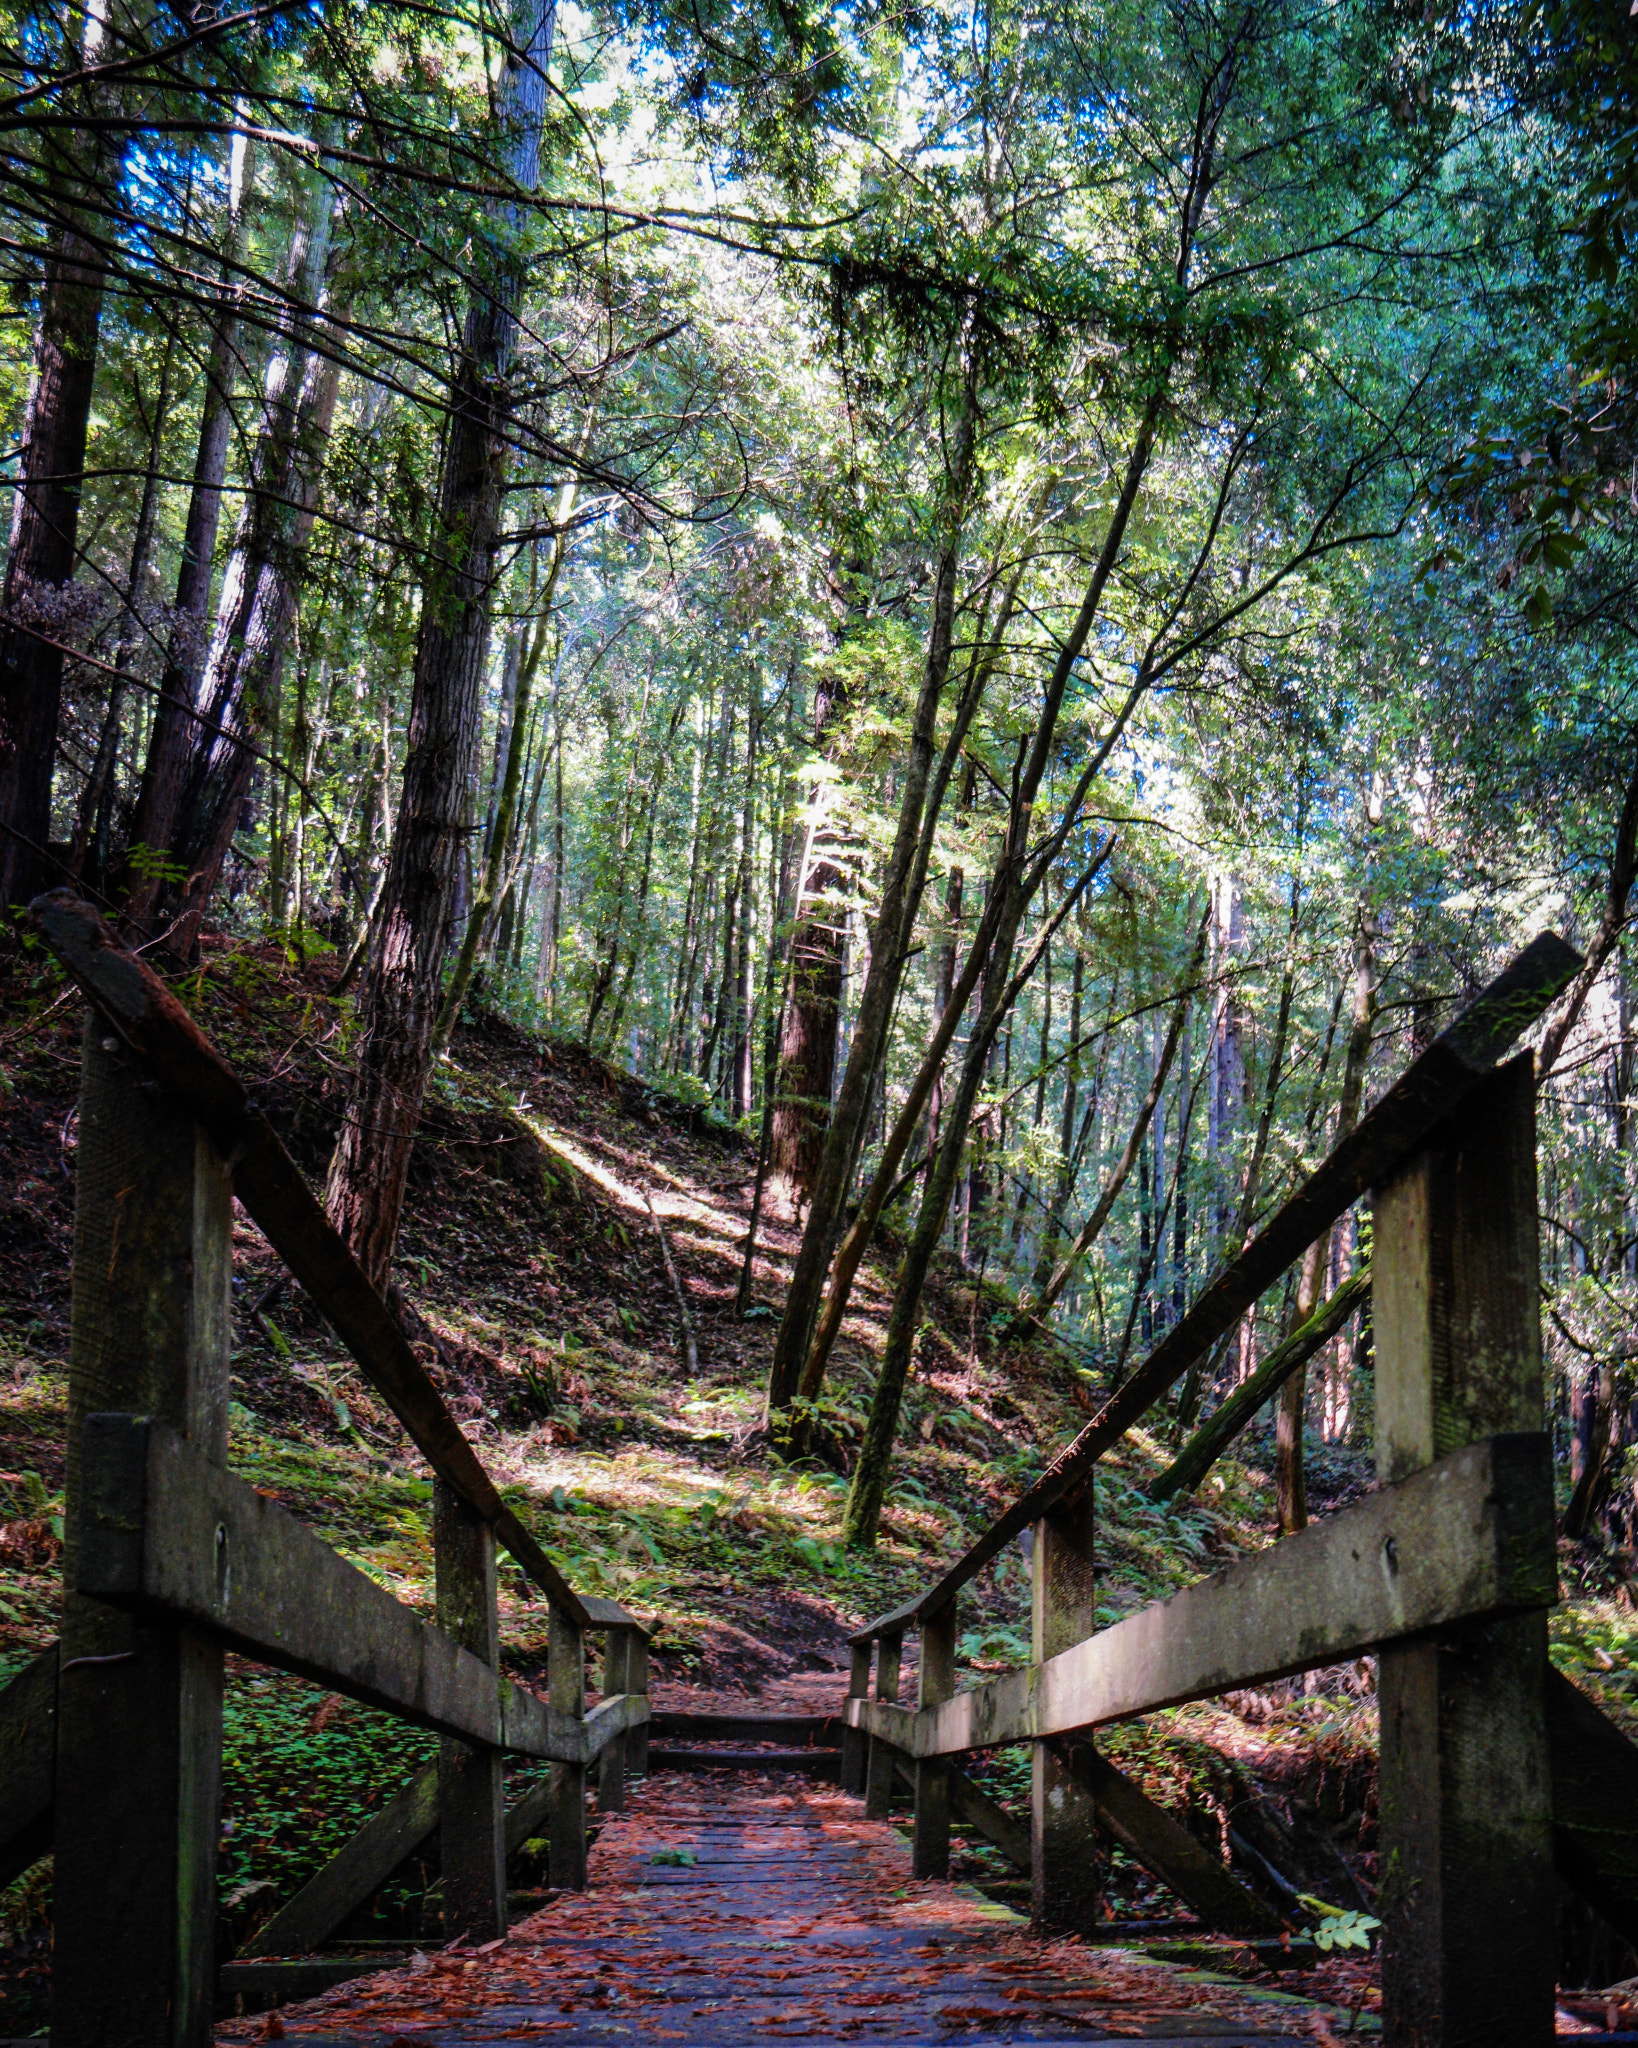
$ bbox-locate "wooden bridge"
[4,895,1638,2047]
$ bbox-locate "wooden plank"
[1546,1666,1638,1946]
[76,1413,579,1759]
[849,933,1579,1638]
[1373,1058,1556,2048]
[30,890,590,1629]
[434,1479,506,1942]
[577,1595,647,1632]
[649,1712,841,1746]
[863,1630,902,1820]
[584,1690,648,1762]
[912,1605,955,1879]
[240,1765,440,1957]
[625,1626,650,1780]
[1059,1741,1284,1939]
[599,1631,630,1812]
[548,1603,587,1889]
[845,1434,1556,1758]
[0,1646,55,1891]
[1032,1496,1100,1933]
[54,1023,231,2048]
[218,1956,399,2014]
[841,1646,870,1794]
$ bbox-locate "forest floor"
[2,935,1637,2035]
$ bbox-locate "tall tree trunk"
[161,168,343,955]
[122,129,259,931]
[770,671,847,1196]
[1010,906,1207,1335]
[0,13,126,904]
[325,0,560,1290]
[70,324,177,886]
[766,393,979,1417]
[1275,912,1376,1533]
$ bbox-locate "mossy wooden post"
[1031,1491,1101,1933]
[841,1640,871,1795]
[600,1627,631,1812]
[863,1631,902,1820]
[626,1624,649,1780]
[912,1604,956,1878]
[1373,1053,1555,2048]
[434,1479,506,1941]
[549,1602,588,1888]
[54,1024,231,2048]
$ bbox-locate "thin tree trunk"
[70,325,177,885]
[161,167,344,955]
[1010,905,1208,1336]
[1275,912,1376,1533]
[770,671,847,1195]
[122,129,259,930]
[0,12,126,902]
[766,392,979,1418]
[325,0,558,1291]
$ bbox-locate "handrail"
[31,889,598,1630]
[851,930,1580,1641]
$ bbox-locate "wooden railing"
[840,931,1638,2046]
[2,891,651,2046]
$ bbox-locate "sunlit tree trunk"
[326,0,561,1289]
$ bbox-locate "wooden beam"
[841,1646,870,1795]
[1032,1495,1100,1934]
[30,890,589,1629]
[548,1604,587,1889]
[54,1024,231,2048]
[863,1631,901,1820]
[913,1606,955,1879]
[1374,1058,1557,2048]
[1058,1740,1284,1940]
[598,1631,631,1813]
[1547,1666,1638,1947]
[851,932,1579,1638]
[240,1765,440,1958]
[0,1646,55,1890]
[435,1479,506,1942]
[844,1434,1556,1758]
[76,1413,580,1759]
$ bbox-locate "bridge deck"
[217,1769,1356,2047]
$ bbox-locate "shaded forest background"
[1,0,1637,1553]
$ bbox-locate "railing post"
[912,1604,955,1878]
[549,1602,588,1888]
[1373,1053,1555,2048]
[434,1479,506,1941]
[599,1627,631,1812]
[863,1629,902,1820]
[54,1024,231,2048]
[1031,1491,1101,1934]
[841,1640,871,1795]
[626,1623,650,1782]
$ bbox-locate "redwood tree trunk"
[0,108,123,904]
[121,133,258,933]
[325,0,557,1292]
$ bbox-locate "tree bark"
[1275,912,1376,1533]
[325,0,558,1291]
[0,21,126,904]
[121,131,259,933]
[765,393,979,1418]
[770,671,847,1196]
